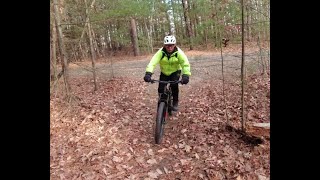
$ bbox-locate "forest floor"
[50,44,270,180]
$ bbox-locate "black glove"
[181,75,189,84]
[144,72,152,82]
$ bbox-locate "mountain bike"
[149,79,181,144]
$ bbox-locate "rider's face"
[164,44,175,53]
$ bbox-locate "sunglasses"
[165,44,175,47]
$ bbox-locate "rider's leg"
[170,70,181,111]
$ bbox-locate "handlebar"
[150,79,182,84]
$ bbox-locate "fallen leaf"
[194,153,200,159]
[147,158,157,164]
[257,174,268,180]
[148,149,154,156]
[148,171,159,179]
[129,147,134,153]
[133,138,138,144]
[181,129,187,133]
[158,148,167,153]
[136,156,144,164]
[102,167,108,176]
[185,145,192,153]
[163,167,169,174]
[180,159,191,166]
[156,168,163,175]
[198,173,204,179]
[112,156,123,163]
[178,141,185,149]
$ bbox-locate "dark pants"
[158,70,181,102]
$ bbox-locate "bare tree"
[84,0,98,91]
[182,0,193,50]
[240,0,246,131]
[53,0,71,98]
[130,18,140,56]
[50,7,57,82]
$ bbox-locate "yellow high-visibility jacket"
[146,47,191,76]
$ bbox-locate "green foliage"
[51,0,270,60]
[64,25,84,40]
[91,0,153,21]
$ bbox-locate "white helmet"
[163,35,176,45]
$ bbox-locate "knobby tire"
[155,102,166,144]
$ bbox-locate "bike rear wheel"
[155,102,166,144]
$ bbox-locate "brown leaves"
[51,75,269,179]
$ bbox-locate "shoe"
[172,101,179,111]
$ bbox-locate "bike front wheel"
[155,102,166,144]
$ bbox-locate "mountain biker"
[143,35,191,111]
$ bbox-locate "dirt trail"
[68,48,264,86]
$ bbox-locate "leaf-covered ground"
[50,74,269,180]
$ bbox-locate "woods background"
[50,0,270,80]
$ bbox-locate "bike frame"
[158,83,172,116]
[152,80,180,115]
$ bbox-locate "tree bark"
[50,9,57,82]
[182,0,193,50]
[130,18,140,56]
[240,0,246,131]
[212,0,219,48]
[85,0,98,91]
[77,0,96,61]
[53,0,71,97]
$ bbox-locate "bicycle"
[149,79,182,144]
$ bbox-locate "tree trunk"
[91,28,102,59]
[144,19,153,53]
[85,0,98,91]
[50,12,57,82]
[53,0,71,97]
[191,2,196,38]
[240,0,246,131]
[167,0,175,35]
[182,0,193,50]
[130,18,140,56]
[245,4,251,41]
[212,0,219,48]
[77,0,96,61]
[204,28,208,49]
